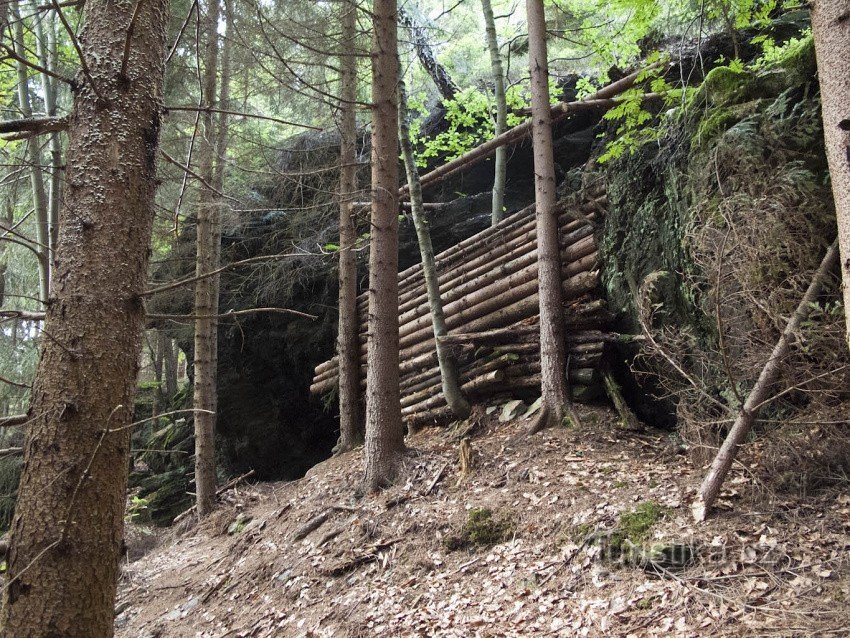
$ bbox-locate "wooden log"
[400,353,518,409]
[389,192,604,297]
[397,239,597,340]
[437,324,538,346]
[377,217,597,327]
[462,370,505,394]
[363,201,602,319]
[398,258,599,354]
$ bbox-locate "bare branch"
[164,105,323,131]
[0,414,28,428]
[50,0,105,102]
[120,0,146,78]
[142,252,306,297]
[148,307,318,321]
[159,150,241,204]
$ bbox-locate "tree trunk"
[0,200,11,307]
[151,332,165,418]
[398,7,458,102]
[32,3,62,264]
[526,0,571,428]
[481,0,507,225]
[163,336,179,398]
[11,0,50,304]
[398,78,471,420]
[336,0,363,453]
[364,0,404,492]
[193,0,223,518]
[0,1,169,634]
[812,0,850,351]
[693,241,839,522]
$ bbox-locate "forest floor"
[116,405,849,637]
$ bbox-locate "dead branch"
[292,511,330,541]
[0,415,28,428]
[164,105,322,130]
[148,307,318,322]
[142,253,303,297]
[0,116,68,140]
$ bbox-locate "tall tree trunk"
[336,0,363,453]
[163,336,179,398]
[0,199,11,307]
[193,0,222,518]
[398,7,458,102]
[812,0,850,351]
[481,0,507,225]
[398,78,470,420]
[364,0,404,492]
[526,0,570,428]
[0,1,169,634]
[151,332,165,418]
[11,0,50,303]
[32,3,62,263]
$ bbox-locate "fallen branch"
[692,240,840,522]
[323,538,402,577]
[292,511,330,541]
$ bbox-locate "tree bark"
[11,0,50,304]
[481,0,507,225]
[398,7,458,102]
[692,241,839,522]
[364,0,404,492]
[193,0,223,518]
[812,0,850,351]
[163,336,179,398]
[398,77,471,420]
[527,0,571,428]
[0,1,168,634]
[336,0,363,453]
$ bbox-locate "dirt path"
[116,407,849,637]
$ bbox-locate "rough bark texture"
[398,79,471,420]
[336,0,363,453]
[693,241,839,522]
[527,0,569,425]
[398,7,458,102]
[812,0,850,351]
[193,0,222,518]
[0,0,168,634]
[481,0,507,225]
[12,0,50,303]
[364,0,403,492]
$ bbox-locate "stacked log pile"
[311,187,614,426]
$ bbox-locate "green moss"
[560,522,593,546]
[697,66,757,107]
[444,507,514,551]
[610,501,668,551]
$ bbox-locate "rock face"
[598,24,846,429]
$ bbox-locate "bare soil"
[116,406,849,637]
